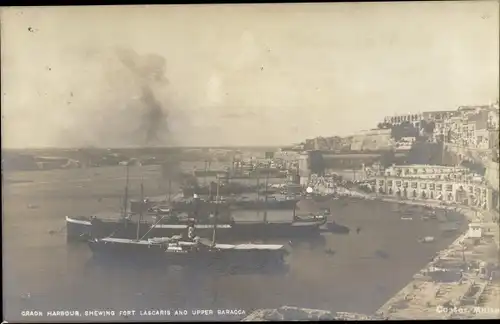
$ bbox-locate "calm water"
[3,167,466,322]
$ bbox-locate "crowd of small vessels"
[65,160,331,271]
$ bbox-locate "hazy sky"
[1,2,499,148]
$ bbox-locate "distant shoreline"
[1,146,284,151]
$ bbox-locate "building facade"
[383,113,423,128]
[421,110,459,122]
[372,175,492,210]
[383,164,469,177]
[487,108,499,130]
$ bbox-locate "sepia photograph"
[1,1,499,322]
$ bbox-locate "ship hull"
[66,216,326,241]
[231,200,299,210]
[87,240,288,272]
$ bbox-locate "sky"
[1,2,499,148]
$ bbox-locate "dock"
[375,201,499,320]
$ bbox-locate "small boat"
[418,236,435,243]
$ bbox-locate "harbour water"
[3,166,467,322]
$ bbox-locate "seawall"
[373,196,499,320]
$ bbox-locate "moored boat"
[66,208,327,241]
[66,163,328,242]
[87,236,289,271]
[88,190,290,272]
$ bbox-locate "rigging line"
[139,213,170,241]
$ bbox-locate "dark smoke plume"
[115,47,169,145]
[140,85,168,144]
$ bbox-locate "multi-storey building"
[487,107,499,131]
[373,176,492,210]
[432,108,493,150]
[383,164,470,178]
[370,164,492,210]
[421,110,459,122]
[383,113,423,128]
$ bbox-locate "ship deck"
[71,208,320,225]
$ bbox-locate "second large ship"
[66,163,328,241]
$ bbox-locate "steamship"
[88,185,289,271]
[66,201,328,241]
[88,236,289,270]
[66,165,327,241]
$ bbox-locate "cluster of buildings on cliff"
[302,101,499,154]
[384,102,499,152]
[287,101,499,212]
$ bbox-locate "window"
[420,183,427,189]
[396,181,402,187]
[387,180,393,187]
[429,183,435,190]
[446,185,453,192]
[403,182,409,188]
[411,182,418,189]
[436,184,443,191]
[378,180,385,186]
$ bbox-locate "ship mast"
[122,162,130,219]
[211,176,220,247]
[168,178,172,204]
[256,163,260,218]
[263,161,270,223]
[204,160,208,188]
[136,179,144,241]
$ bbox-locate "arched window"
[412,190,417,198]
[421,191,427,199]
[389,188,393,195]
[379,187,385,194]
[430,191,434,199]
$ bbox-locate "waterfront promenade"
[374,197,499,320]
